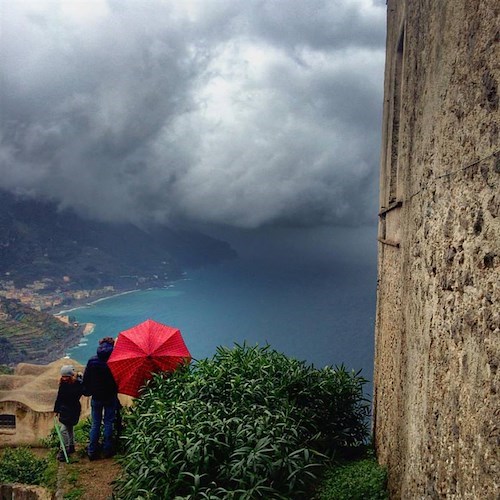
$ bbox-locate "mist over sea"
[67,246,377,393]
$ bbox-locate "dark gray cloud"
[0,0,386,229]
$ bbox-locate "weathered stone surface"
[0,359,90,447]
[0,484,52,500]
[375,1,499,498]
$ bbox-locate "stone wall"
[374,1,499,498]
[0,401,54,447]
[0,483,52,500]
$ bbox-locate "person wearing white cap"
[53,365,84,462]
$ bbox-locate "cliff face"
[375,1,499,498]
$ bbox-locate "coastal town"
[0,276,116,313]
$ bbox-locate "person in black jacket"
[54,365,84,462]
[83,337,119,460]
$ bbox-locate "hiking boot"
[103,449,115,459]
[86,444,100,461]
[57,450,67,462]
[68,445,75,454]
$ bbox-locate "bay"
[66,256,377,393]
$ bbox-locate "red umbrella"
[108,319,191,397]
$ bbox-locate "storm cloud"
[1,0,386,229]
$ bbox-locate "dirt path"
[57,452,121,500]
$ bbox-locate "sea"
[65,253,378,395]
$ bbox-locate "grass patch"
[60,467,83,500]
[0,447,50,486]
[63,486,84,500]
[314,457,388,500]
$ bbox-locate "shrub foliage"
[115,344,369,499]
[0,447,48,485]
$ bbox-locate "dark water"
[66,256,377,393]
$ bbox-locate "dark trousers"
[88,397,117,455]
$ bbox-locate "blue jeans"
[88,397,117,455]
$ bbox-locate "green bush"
[315,458,388,500]
[0,447,48,485]
[115,344,370,499]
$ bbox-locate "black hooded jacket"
[54,378,83,426]
[83,342,118,401]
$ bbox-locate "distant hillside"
[0,297,82,365]
[0,189,236,289]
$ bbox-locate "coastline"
[87,288,142,306]
[52,277,186,359]
[52,282,178,347]
[0,274,187,366]
[51,287,141,316]
[50,277,185,317]
[51,288,142,347]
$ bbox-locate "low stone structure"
[0,359,90,447]
[0,483,52,500]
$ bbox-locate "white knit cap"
[60,365,75,377]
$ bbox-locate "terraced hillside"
[0,297,82,365]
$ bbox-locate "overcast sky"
[1,0,386,240]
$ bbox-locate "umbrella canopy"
[108,319,191,397]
